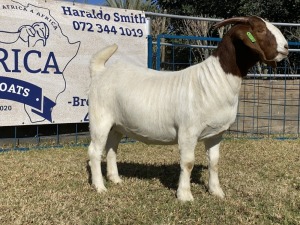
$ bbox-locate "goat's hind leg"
[88,121,112,193]
[106,129,123,184]
[204,134,225,198]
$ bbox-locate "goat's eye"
[256,28,266,34]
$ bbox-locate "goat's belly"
[113,125,178,145]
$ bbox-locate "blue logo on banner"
[0,76,56,122]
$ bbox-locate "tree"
[157,0,300,23]
[105,0,158,11]
[155,0,299,72]
[238,0,300,23]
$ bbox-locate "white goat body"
[90,53,240,145]
[88,16,288,202]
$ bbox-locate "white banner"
[0,0,148,126]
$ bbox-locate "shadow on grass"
[87,161,208,191]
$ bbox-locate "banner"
[0,0,148,126]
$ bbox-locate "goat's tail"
[90,44,118,76]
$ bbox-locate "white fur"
[264,20,289,61]
[88,53,240,201]
[88,19,288,202]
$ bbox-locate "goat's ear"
[235,28,277,68]
[235,29,265,57]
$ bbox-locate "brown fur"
[213,16,279,77]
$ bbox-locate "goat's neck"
[185,57,242,105]
[213,37,260,77]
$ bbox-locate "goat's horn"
[213,17,250,29]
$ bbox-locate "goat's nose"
[284,44,288,50]
[282,44,289,55]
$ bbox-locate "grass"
[0,139,299,224]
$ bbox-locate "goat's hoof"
[93,185,107,193]
[108,175,123,184]
[177,189,194,202]
[210,188,225,199]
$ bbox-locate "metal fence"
[0,123,90,151]
[1,13,300,151]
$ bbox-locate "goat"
[88,16,288,202]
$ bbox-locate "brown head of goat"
[213,16,289,77]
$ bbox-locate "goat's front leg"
[204,134,225,198]
[177,133,197,202]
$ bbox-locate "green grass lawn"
[0,139,299,224]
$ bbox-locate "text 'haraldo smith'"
[61,6,146,24]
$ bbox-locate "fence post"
[147,35,153,69]
[156,34,162,71]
